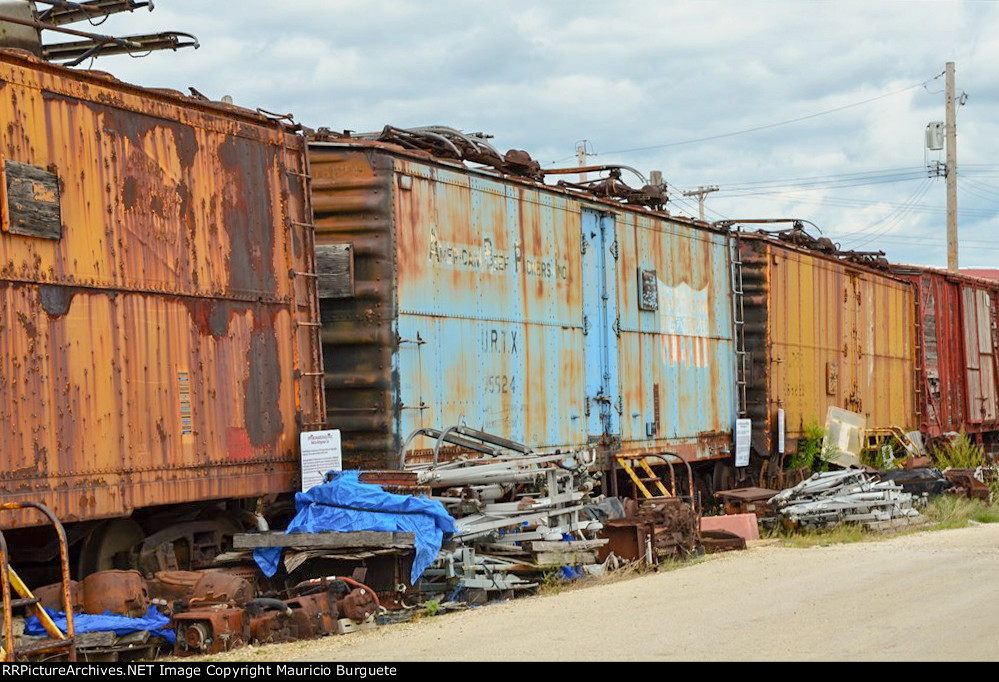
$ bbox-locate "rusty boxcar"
[737,229,916,461]
[0,49,324,572]
[308,139,737,482]
[893,266,999,447]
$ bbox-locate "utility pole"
[575,140,594,182]
[946,61,958,272]
[682,185,719,221]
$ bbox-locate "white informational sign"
[735,418,752,467]
[300,429,343,492]
[778,408,786,455]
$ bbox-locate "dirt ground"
[204,523,999,662]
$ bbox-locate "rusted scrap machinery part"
[76,508,246,578]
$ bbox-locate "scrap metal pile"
[400,426,621,600]
[14,568,382,660]
[769,470,925,530]
[399,427,705,602]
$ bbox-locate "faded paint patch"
[657,280,710,336]
[219,135,278,296]
[38,284,75,317]
[244,327,283,446]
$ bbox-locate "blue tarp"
[254,470,456,584]
[25,605,175,644]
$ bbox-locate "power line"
[549,72,944,164]
[715,166,928,190]
[717,173,929,197]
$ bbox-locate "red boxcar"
[894,266,999,447]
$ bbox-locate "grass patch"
[765,522,872,548]
[923,494,999,528]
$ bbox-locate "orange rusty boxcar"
[0,49,324,573]
[737,229,916,462]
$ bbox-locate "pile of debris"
[769,470,924,530]
[11,566,383,660]
[398,426,611,602]
[399,427,709,602]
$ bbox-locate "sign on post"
[735,418,752,467]
[300,429,343,492]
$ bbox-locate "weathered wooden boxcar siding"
[616,213,736,460]
[309,147,397,468]
[916,273,968,436]
[747,237,914,454]
[393,160,586,452]
[898,268,999,439]
[0,52,321,527]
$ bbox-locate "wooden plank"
[534,550,598,567]
[527,539,609,552]
[316,243,354,298]
[233,530,415,549]
[5,161,62,239]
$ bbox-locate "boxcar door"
[581,208,620,441]
[961,287,999,423]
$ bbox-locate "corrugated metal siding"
[310,147,398,469]
[897,268,999,439]
[0,52,322,527]
[743,236,915,455]
[393,160,587,453]
[312,144,737,467]
[616,212,736,460]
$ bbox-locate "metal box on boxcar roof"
[738,231,915,458]
[0,50,324,527]
[309,141,736,469]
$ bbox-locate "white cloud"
[48,0,999,267]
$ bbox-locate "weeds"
[787,420,830,472]
[932,431,986,469]
[923,494,999,527]
[861,440,903,470]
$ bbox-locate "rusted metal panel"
[616,212,736,461]
[310,147,398,468]
[0,50,324,528]
[393,162,586,454]
[742,234,915,457]
[896,266,999,438]
[310,142,736,469]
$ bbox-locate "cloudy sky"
[47,0,999,268]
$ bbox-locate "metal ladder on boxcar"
[0,503,76,662]
[730,231,749,419]
[276,125,327,431]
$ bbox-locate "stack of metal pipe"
[768,470,924,529]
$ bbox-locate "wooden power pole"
[682,186,719,221]
[946,61,958,272]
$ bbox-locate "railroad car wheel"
[694,472,714,511]
[713,461,735,494]
[77,518,145,577]
[195,507,245,552]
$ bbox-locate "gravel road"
[204,523,999,662]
